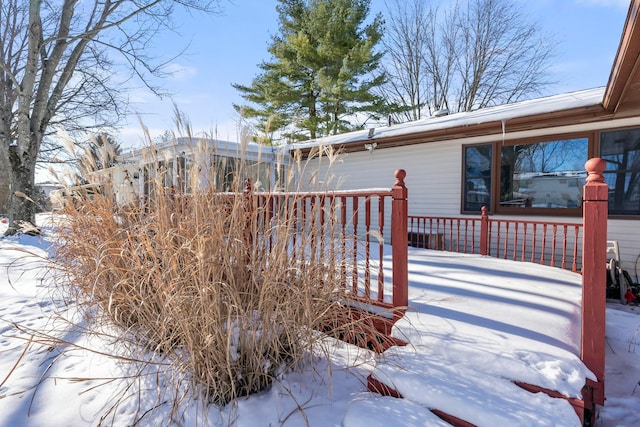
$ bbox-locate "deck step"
[367,346,582,426]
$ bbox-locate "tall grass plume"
[51,125,375,411]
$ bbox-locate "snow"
[1,215,639,426]
[287,87,606,150]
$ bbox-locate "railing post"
[581,158,608,415]
[391,169,408,314]
[480,206,489,256]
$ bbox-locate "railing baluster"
[291,196,298,260]
[562,225,568,270]
[471,220,476,253]
[328,195,340,280]
[521,223,527,263]
[513,222,518,261]
[378,196,385,302]
[541,224,547,266]
[531,224,537,263]
[505,222,510,259]
[319,195,326,257]
[340,196,347,288]
[572,225,579,272]
[352,196,359,294]
[551,224,557,268]
[364,196,371,299]
[463,220,469,253]
[487,220,493,256]
[430,218,435,249]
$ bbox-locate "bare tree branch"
[379,0,556,121]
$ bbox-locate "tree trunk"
[0,146,10,214]
[5,138,39,235]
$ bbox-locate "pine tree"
[76,133,122,184]
[234,0,386,143]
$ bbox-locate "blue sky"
[118,0,632,148]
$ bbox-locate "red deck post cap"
[394,169,406,186]
[585,158,606,183]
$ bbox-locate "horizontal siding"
[608,220,640,278]
[299,140,462,215]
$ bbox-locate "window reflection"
[463,145,492,212]
[500,138,587,208]
[601,128,640,215]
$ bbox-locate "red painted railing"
[581,158,607,424]
[220,161,608,423]
[243,170,408,317]
[409,208,583,272]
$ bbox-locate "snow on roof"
[288,87,606,150]
[120,137,277,162]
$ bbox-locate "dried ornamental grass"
[52,138,375,407]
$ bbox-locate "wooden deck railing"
[581,158,608,423]
[408,208,583,272]
[243,169,408,318]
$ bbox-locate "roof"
[288,88,606,152]
[120,137,278,163]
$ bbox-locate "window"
[158,160,174,189]
[462,136,589,214]
[462,144,492,212]
[600,128,640,215]
[177,156,191,193]
[211,155,239,191]
[500,138,587,209]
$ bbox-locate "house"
[287,0,640,273]
[90,137,288,206]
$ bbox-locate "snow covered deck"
[369,247,591,426]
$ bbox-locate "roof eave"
[603,0,640,112]
[291,104,609,155]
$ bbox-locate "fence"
[243,169,408,320]
[405,159,608,424]
[408,207,583,272]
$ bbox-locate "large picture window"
[462,136,589,214]
[601,128,640,215]
[500,138,588,209]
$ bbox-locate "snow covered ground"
[0,216,639,426]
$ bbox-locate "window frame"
[597,126,640,219]
[461,132,595,216]
[461,143,494,214]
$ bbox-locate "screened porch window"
[600,128,640,215]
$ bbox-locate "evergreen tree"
[76,133,122,183]
[234,0,386,143]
